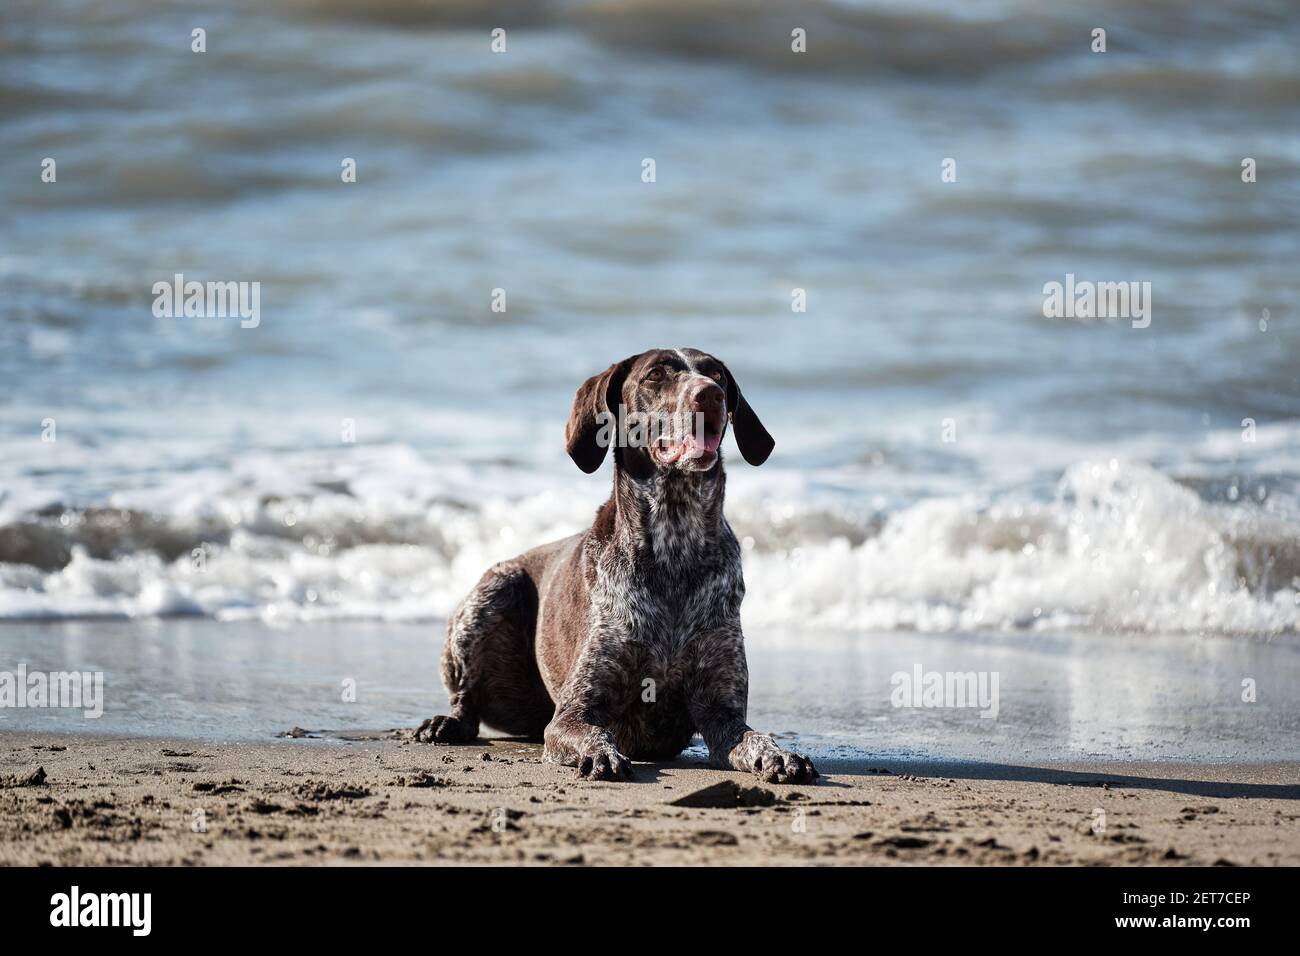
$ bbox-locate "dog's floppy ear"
[720,361,774,466]
[565,356,635,473]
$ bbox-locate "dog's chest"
[585,511,744,756]
[596,558,738,657]
[602,585,722,756]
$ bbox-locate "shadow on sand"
[817,759,1300,801]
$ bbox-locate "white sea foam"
[741,459,1300,635]
[0,445,1295,636]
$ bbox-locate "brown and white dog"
[416,348,818,784]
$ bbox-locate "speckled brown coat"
[417,349,817,784]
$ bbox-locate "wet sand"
[7,620,1298,765]
[2,730,1296,866]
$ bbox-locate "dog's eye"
[645,366,665,383]
[709,370,723,383]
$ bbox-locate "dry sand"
[2,730,1297,866]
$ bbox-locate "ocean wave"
[568,0,1076,78]
[0,457,1295,635]
[279,0,557,29]
[277,0,1300,79]
[742,460,1300,635]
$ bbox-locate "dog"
[416,348,818,784]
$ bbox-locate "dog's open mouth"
[653,418,723,466]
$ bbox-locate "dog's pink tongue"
[683,431,722,457]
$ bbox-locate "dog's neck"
[610,453,727,567]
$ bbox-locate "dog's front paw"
[414,714,477,744]
[751,749,818,784]
[732,732,819,784]
[577,746,634,782]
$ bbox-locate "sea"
[1,0,1297,754]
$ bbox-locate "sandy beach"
[3,730,1296,867]
[5,622,1296,868]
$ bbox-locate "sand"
[2,730,1297,866]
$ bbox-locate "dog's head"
[565,348,773,477]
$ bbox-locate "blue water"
[0,0,1298,635]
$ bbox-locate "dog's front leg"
[542,647,634,781]
[690,632,819,785]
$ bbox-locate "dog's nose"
[690,381,725,411]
